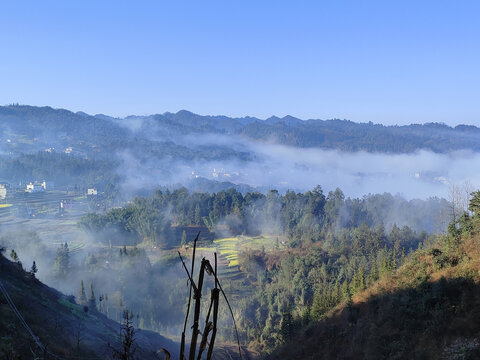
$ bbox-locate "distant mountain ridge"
[2,104,480,154]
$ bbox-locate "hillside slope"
[0,251,178,359]
[269,230,480,359]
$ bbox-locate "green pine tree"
[357,267,366,291]
[30,261,38,277]
[78,280,87,306]
[111,310,137,359]
[10,249,19,262]
[401,248,406,265]
[181,230,187,246]
[280,305,294,342]
[194,204,201,225]
[53,243,70,277]
[342,279,352,305]
[301,305,311,326]
[88,283,97,311]
[310,290,323,319]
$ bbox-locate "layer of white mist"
[116,129,480,199]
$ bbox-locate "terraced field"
[193,235,287,299]
[214,237,241,267]
[66,240,86,254]
[198,235,285,267]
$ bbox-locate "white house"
[87,188,98,196]
[0,184,6,199]
[41,181,54,190]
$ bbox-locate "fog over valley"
[106,111,480,199]
[118,141,480,200]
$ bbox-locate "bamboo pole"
[180,232,199,360]
[188,259,206,360]
[206,253,219,360]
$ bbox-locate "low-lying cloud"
[116,129,480,199]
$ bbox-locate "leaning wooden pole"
[196,276,215,360]
[206,253,219,360]
[196,297,213,360]
[188,259,206,360]
[180,232,199,360]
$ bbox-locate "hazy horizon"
[5,103,480,129]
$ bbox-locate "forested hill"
[0,250,177,359]
[2,104,480,154]
[268,194,480,359]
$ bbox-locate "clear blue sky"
[1,1,479,125]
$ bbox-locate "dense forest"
[78,186,449,246]
[269,191,480,359]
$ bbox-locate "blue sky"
[1,1,479,125]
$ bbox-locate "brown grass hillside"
[269,234,480,360]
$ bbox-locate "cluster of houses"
[212,167,241,181]
[0,180,100,202]
[0,181,55,198]
[25,181,54,193]
[45,146,74,154]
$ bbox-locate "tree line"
[78,186,449,247]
